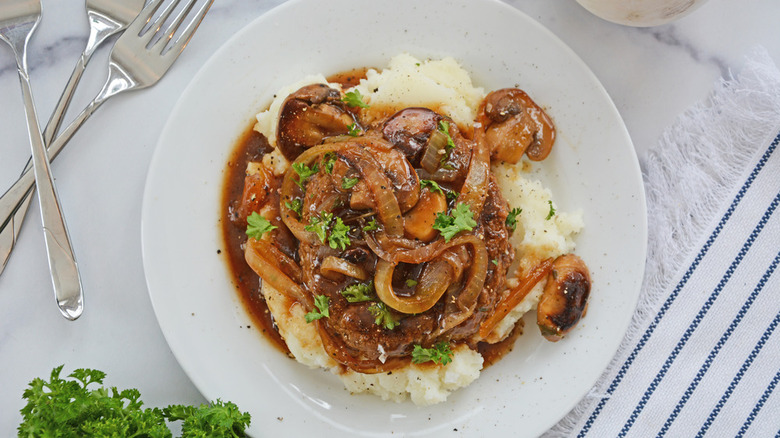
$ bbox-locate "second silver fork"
[0,0,213,282]
[0,0,143,279]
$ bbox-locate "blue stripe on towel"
[618,192,780,437]
[736,366,780,438]
[657,250,780,436]
[697,309,780,437]
[578,131,779,437]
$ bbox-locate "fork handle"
[12,52,83,320]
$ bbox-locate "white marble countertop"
[1,0,779,435]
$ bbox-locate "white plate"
[141,0,647,436]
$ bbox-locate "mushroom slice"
[482,88,555,163]
[536,254,591,342]
[277,84,356,161]
[382,107,443,164]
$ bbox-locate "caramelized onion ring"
[321,256,369,281]
[375,259,452,314]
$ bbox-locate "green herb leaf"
[432,203,477,242]
[368,302,399,330]
[546,200,556,220]
[506,207,522,231]
[342,89,370,108]
[322,152,336,175]
[341,281,374,303]
[342,176,360,190]
[491,259,498,266]
[347,123,361,137]
[305,295,330,322]
[405,279,418,287]
[304,212,333,243]
[292,162,319,188]
[363,218,379,232]
[411,342,453,365]
[420,179,444,195]
[285,198,303,217]
[245,212,277,240]
[328,217,351,250]
[438,120,457,166]
[18,366,251,437]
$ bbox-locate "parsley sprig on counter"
[17,366,251,437]
[432,203,477,242]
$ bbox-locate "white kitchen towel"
[547,48,780,437]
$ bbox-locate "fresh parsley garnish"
[347,123,361,137]
[411,342,453,365]
[405,279,418,288]
[368,302,399,330]
[491,259,498,266]
[363,218,379,232]
[342,176,360,190]
[328,217,351,250]
[432,203,477,242]
[245,212,277,240]
[506,207,522,231]
[340,281,374,303]
[304,212,333,243]
[342,89,370,108]
[420,179,444,195]
[17,366,251,437]
[438,120,456,165]
[292,162,319,188]
[322,152,336,175]
[305,295,330,322]
[285,198,303,217]
[546,200,556,220]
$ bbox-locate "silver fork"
[0,0,214,278]
[0,0,143,279]
[0,0,83,320]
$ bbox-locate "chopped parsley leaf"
[347,123,361,137]
[342,176,360,190]
[363,218,379,232]
[304,212,333,243]
[328,217,351,250]
[432,203,477,242]
[342,89,370,108]
[420,179,443,195]
[304,295,330,323]
[245,212,277,240]
[285,198,303,217]
[405,279,418,288]
[546,200,556,220]
[506,207,522,231]
[368,302,399,330]
[322,152,336,175]
[340,282,374,303]
[411,342,453,365]
[292,162,319,188]
[438,120,456,165]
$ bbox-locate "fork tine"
[150,0,198,53]
[124,0,165,36]
[162,0,213,57]
[137,0,183,47]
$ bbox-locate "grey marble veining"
[0,0,779,436]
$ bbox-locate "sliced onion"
[375,259,452,314]
[321,256,369,281]
[434,235,489,335]
[245,238,310,308]
[419,129,448,173]
[477,258,553,339]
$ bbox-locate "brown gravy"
[219,70,523,368]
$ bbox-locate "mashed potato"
[256,54,583,404]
